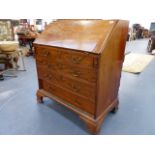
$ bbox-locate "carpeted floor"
[1,39,155,135]
[123,53,154,73]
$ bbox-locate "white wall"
[129,20,155,29]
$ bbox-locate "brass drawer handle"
[70,84,80,92]
[71,70,81,77]
[93,57,98,67]
[73,74,79,77]
[43,51,50,57]
[71,56,84,64]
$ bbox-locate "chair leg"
[0,49,27,80]
[20,54,26,71]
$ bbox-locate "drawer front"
[35,46,53,63]
[37,66,96,100]
[56,48,97,68]
[37,63,97,83]
[35,45,98,68]
[42,81,95,115]
[50,63,97,83]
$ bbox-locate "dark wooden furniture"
[147,37,155,53]
[147,30,155,53]
[17,33,36,55]
[34,19,129,134]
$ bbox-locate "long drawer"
[42,80,95,115]
[36,61,97,83]
[37,65,96,100]
[35,45,98,69]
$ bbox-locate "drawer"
[35,46,58,66]
[42,80,95,115]
[37,66,96,100]
[35,45,98,69]
[37,63,97,83]
[55,48,98,68]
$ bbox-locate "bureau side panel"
[96,20,129,117]
[33,45,43,90]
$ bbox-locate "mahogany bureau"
[33,19,129,134]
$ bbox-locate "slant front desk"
[34,19,129,134]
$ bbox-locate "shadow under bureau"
[33,19,129,134]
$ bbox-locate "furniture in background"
[147,37,155,53]
[17,33,36,55]
[142,29,149,38]
[16,24,38,56]
[0,20,26,80]
[34,20,129,134]
[129,23,149,41]
[147,30,155,53]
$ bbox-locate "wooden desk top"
[34,20,121,53]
